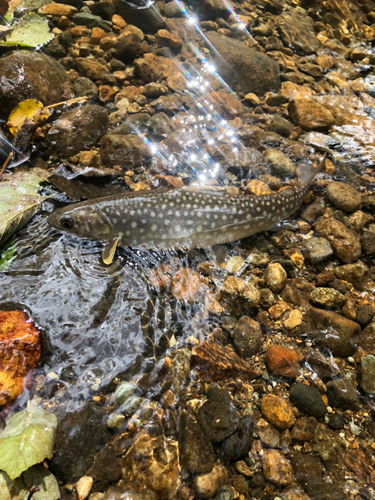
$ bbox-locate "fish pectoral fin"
[206,244,228,267]
[277,185,295,196]
[102,236,120,265]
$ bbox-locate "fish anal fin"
[277,185,295,196]
[102,236,120,265]
[206,244,228,267]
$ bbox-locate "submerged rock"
[46,104,108,157]
[178,412,215,474]
[113,0,165,31]
[205,31,280,96]
[0,51,67,120]
[0,465,60,500]
[197,389,239,443]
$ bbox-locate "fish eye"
[60,216,74,229]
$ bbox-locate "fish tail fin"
[297,153,327,186]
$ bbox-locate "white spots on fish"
[197,212,203,217]
[131,221,137,228]
[175,224,181,231]
[151,224,157,231]
[196,225,203,232]
[142,219,147,224]
[162,204,167,209]
[211,222,216,229]
[130,210,135,216]
[222,215,228,221]
[150,211,156,217]
[256,207,261,212]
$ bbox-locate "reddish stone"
[290,417,317,441]
[171,268,207,303]
[0,310,42,408]
[265,345,303,378]
[99,85,116,104]
[344,449,370,482]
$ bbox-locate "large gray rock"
[46,104,108,157]
[0,51,67,120]
[113,0,166,32]
[205,31,280,96]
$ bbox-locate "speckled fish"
[48,155,326,264]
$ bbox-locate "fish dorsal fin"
[296,153,327,186]
[102,236,120,265]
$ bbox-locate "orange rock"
[70,26,91,38]
[156,29,183,49]
[98,85,116,104]
[112,14,127,29]
[288,97,335,131]
[171,268,208,303]
[0,310,42,408]
[265,345,303,378]
[261,394,295,429]
[90,27,106,45]
[38,3,78,17]
[154,175,184,188]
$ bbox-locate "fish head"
[48,204,113,241]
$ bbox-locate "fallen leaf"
[0,168,51,246]
[0,239,16,271]
[0,404,57,480]
[6,99,49,137]
[0,13,53,48]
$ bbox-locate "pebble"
[361,231,375,257]
[265,345,303,378]
[264,262,287,293]
[118,395,141,416]
[302,237,333,263]
[38,3,78,17]
[334,260,368,291]
[106,412,125,430]
[326,378,360,411]
[326,182,362,212]
[256,418,281,448]
[289,383,327,418]
[284,309,303,330]
[214,485,234,500]
[113,381,135,406]
[220,276,260,308]
[343,449,370,482]
[290,416,317,441]
[263,149,296,176]
[261,394,295,429]
[74,76,98,97]
[171,268,207,303]
[197,389,239,443]
[309,287,345,309]
[262,449,294,486]
[221,415,254,460]
[288,97,335,131]
[193,464,229,499]
[360,355,375,395]
[76,476,93,500]
[178,412,215,474]
[281,486,311,500]
[314,218,361,263]
[232,316,262,358]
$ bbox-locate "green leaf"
[0,13,53,48]
[0,405,57,480]
[0,168,51,246]
[0,240,16,272]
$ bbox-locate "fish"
[48,155,326,264]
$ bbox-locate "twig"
[27,486,40,500]
[44,96,87,110]
[0,152,13,180]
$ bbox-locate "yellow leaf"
[6,99,49,136]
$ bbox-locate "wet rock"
[171,268,207,303]
[38,3,77,16]
[344,449,370,482]
[302,237,333,263]
[113,0,165,31]
[100,133,152,168]
[314,218,361,263]
[284,309,302,330]
[115,34,143,63]
[290,416,317,442]
[0,310,41,409]
[263,149,296,176]
[46,105,108,157]
[313,423,344,469]
[264,262,287,293]
[178,412,215,474]
[134,53,177,82]
[361,231,375,257]
[0,51,67,120]
[281,486,311,500]
[270,230,299,249]
[282,279,313,306]
[261,394,295,429]
[291,453,322,489]
[301,198,325,222]
[86,447,122,492]
[193,464,229,499]
[326,182,362,213]
[358,322,375,353]
[73,12,109,30]
[113,381,135,406]
[73,77,98,98]
[265,345,303,378]
[151,94,185,113]
[362,194,375,214]
[123,430,180,499]
[309,288,345,309]
[221,415,254,460]
[270,114,294,138]
[327,413,345,430]
[277,8,320,55]
[197,389,239,443]
[334,261,368,291]
[169,348,191,394]
[75,58,114,84]
[0,465,60,500]
[289,98,335,131]
[232,316,262,358]
[306,307,360,357]
[191,341,260,381]
[156,28,183,49]
[326,378,360,411]
[360,355,375,395]
[75,476,93,500]
[51,403,111,483]
[205,31,280,96]
[289,383,327,418]
[220,276,260,308]
[256,418,280,448]
[262,449,294,486]
[304,478,345,500]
